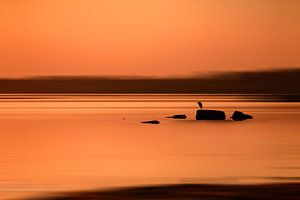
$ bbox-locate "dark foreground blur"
[27,183,300,200]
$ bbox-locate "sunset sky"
[0,0,299,77]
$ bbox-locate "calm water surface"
[0,94,299,199]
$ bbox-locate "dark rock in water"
[196,110,226,120]
[231,111,253,121]
[141,120,160,124]
[166,114,187,119]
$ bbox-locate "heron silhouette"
[198,101,203,109]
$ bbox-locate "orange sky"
[0,0,299,77]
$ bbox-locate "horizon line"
[0,67,299,80]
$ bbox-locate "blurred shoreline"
[26,183,300,200]
[0,69,299,95]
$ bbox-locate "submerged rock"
[231,111,253,121]
[141,120,160,124]
[166,114,187,119]
[196,110,226,120]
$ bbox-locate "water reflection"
[0,94,299,199]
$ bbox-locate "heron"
[198,101,203,109]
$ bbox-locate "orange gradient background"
[0,0,299,77]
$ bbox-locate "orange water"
[0,94,299,199]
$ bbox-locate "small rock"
[231,111,253,121]
[166,114,187,119]
[141,120,160,124]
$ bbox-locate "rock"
[166,114,187,119]
[231,111,253,121]
[141,120,160,124]
[196,110,226,120]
